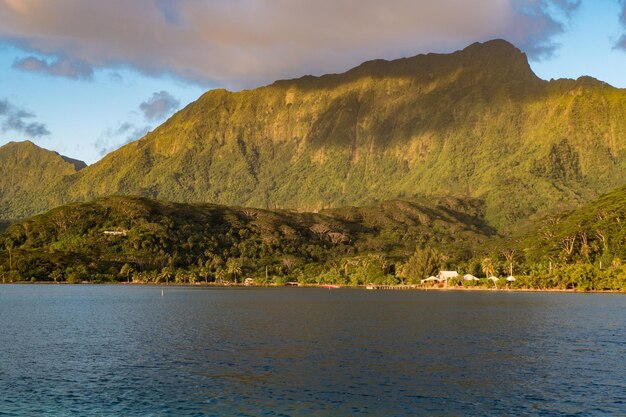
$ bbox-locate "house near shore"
[463,274,479,281]
[506,276,516,282]
[420,276,439,284]
[488,276,499,282]
[437,271,458,281]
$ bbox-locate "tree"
[395,263,408,285]
[481,257,495,278]
[348,254,390,285]
[188,270,198,285]
[159,267,173,284]
[215,268,227,284]
[200,262,211,284]
[120,263,134,284]
[502,249,515,276]
[561,235,576,260]
[49,269,63,283]
[65,265,88,284]
[281,256,300,275]
[401,247,442,284]
[578,231,590,262]
[226,258,242,283]
[310,223,330,239]
[328,232,349,245]
[174,270,187,284]
[4,238,15,270]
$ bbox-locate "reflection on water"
[0,286,625,416]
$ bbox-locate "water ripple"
[0,286,625,416]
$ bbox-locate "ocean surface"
[0,286,624,416]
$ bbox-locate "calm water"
[0,286,624,416]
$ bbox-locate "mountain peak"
[269,39,538,92]
[464,38,520,52]
[0,140,86,171]
[0,140,87,220]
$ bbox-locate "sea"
[0,285,624,416]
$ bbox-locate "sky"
[1,0,626,164]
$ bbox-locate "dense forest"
[1,192,625,291]
[0,196,493,284]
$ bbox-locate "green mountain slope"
[520,184,626,265]
[6,39,626,229]
[0,141,86,220]
[0,195,494,282]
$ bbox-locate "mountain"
[5,39,626,229]
[0,195,494,282]
[0,141,86,220]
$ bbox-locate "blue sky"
[1,0,626,164]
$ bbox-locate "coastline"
[2,281,624,294]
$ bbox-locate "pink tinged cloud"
[12,56,93,80]
[0,0,580,89]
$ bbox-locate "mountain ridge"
[3,39,626,230]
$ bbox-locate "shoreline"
[2,281,624,294]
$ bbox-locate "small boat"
[322,284,340,289]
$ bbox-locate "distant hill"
[520,184,626,266]
[0,141,85,220]
[0,195,494,282]
[4,39,626,229]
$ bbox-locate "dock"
[366,284,420,290]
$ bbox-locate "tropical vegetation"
[1,191,625,291]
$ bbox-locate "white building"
[437,271,459,281]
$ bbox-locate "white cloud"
[0,0,581,89]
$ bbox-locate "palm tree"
[200,265,210,284]
[120,263,134,284]
[215,268,227,285]
[481,257,495,278]
[159,267,173,284]
[481,257,498,289]
[226,258,242,283]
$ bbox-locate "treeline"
[0,196,493,285]
[2,194,626,291]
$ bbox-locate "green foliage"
[1,186,626,290]
[0,195,492,284]
[4,41,626,231]
[398,247,443,284]
[520,184,626,266]
[0,141,85,221]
